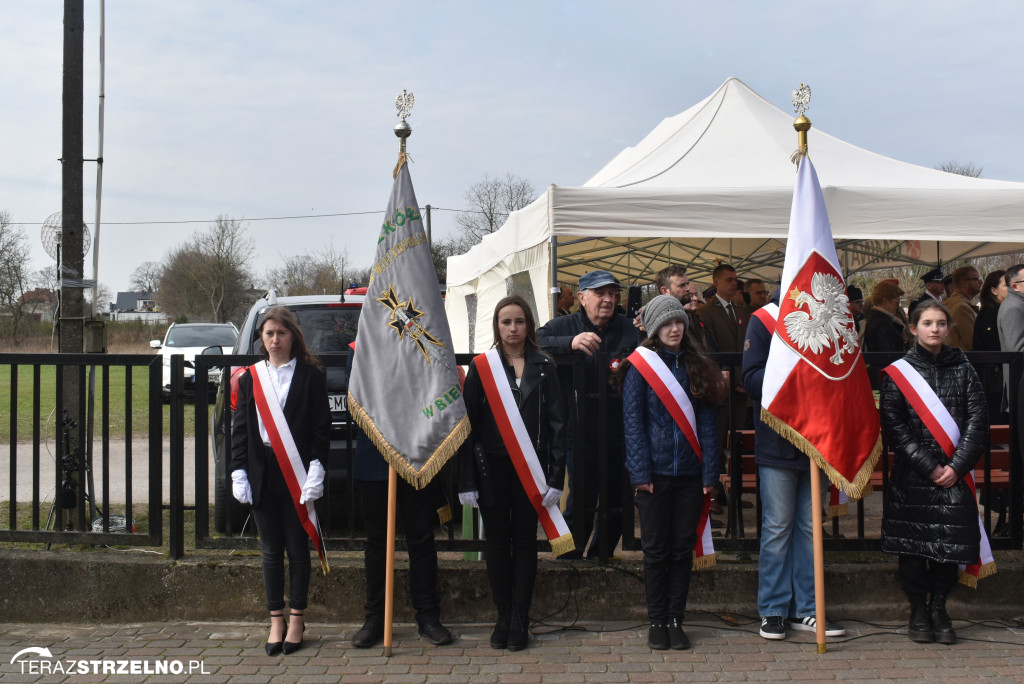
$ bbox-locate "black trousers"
[479,456,539,610]
[360,478,441,625]
[634,475,703,624]
[898,554,959,597]
[564,444,626,559]
[251,489,310,612]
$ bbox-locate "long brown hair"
[258,306,321,368]
[491,294,542,358]
[612,328,726,406]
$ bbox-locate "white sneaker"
[788,616,845,637]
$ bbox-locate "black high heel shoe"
[265,613,285,656]
[283,611,305,655]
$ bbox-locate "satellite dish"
[41,211,91,262]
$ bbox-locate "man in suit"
[697,264,750,508]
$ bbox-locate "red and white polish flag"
[760,155,881,499]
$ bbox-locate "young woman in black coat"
[879,300,988,645]
[230,307,330,655]
[459,295,566,652]
[972,269,1007,423]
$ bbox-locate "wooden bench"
[720,425,1013,535]
[867,424,1012,490]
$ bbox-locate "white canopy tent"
[445,77,1024,353]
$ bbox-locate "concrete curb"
[2,549,1021,624]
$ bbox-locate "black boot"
[929,593,956,644]
[907,594,933,643]
[490,605,511,649]
[507,604,529,651]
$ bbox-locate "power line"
[11,206,482,228]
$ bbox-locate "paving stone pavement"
[2,618,1023,682]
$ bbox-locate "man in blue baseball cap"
[537,270,641,559]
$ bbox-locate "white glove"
[231,469,252,504]
[459,491,480,508]
[299,459,326,504]
[541,487,563,508]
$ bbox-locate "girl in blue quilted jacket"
[615,295,724,651]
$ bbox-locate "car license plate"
[329,394,347,412]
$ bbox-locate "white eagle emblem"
[783,272,859,365]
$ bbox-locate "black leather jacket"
[879,344,988,563]
[459,347,566,505]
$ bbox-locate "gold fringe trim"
[319,554,330,576]
[393,152,407,180]
[692,552,717,571]
[761,407,882,501]
[348,393,470,490]
[549,533,576,558]
[958,561,997,589]
[437,504,453,525]
[828,503,849,518]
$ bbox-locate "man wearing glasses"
[745,280,769,311]
[944,266,983,350]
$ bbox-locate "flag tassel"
[760,407,881,501]
[349,395,470,491]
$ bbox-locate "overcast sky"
[3,1,1023,297]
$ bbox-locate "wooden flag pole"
[383,466,398,657]
[809,459,827,653]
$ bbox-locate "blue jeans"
[757,465,822,619]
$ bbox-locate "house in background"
[111,291,169,325]
[19,288,58,322]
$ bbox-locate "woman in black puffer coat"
[880,300,988,646]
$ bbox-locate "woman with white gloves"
[230,306,330,656]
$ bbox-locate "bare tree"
[84,282,114,312]
[0,211,33,345]
[129,261,163,294]
[157,246,210,321]
[266,245,352,296]
[31,266,61,297]
[156,216,254,323]
[936,161,983,178]
[430,234,473,284]
[455,172,536,245]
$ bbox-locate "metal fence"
[0,352,163,547]
[1,349,1021,562]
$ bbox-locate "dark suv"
[211,289,364,532]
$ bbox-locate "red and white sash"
[250,363,330,575]
[474,349,575,557]
[751,302,779,334]
[882,358,995,586]
[627,346,715,569]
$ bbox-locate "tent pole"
[549,235,558,320]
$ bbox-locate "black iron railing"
[2,349,1021,562]
[0,353,163,547]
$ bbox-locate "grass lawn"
[0,364,204,442]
